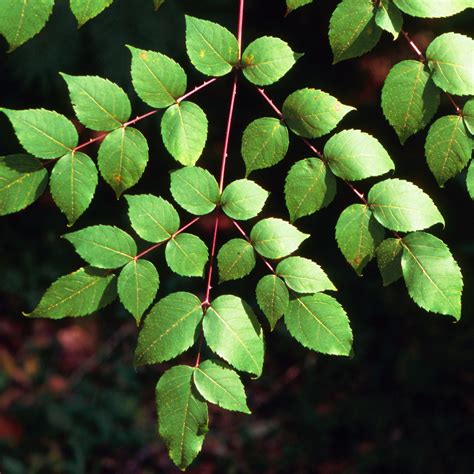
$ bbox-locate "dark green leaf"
[466,161,474,199]
[463,98,474,134]
[286,0,313,14]
[375,0,403,39]
[376,237,403,286]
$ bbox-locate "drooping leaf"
[335,204,385,276]
[0,108,78,159]
[284,294,353,355]
[193,360,250,413]
[401,232,463,319]
[282,88,355,138]
[393,0,472,18]
[250,218,309,259]
[376,237,403,286]
[156,366,208,470]
[135,292,203,365]
[165,233,209,277]
[97,126,149,198]
[70,0,113,27]
[204,295,264,376]
[118,259,159,324]
[128,45,187,108]
[63,225,137,269]
[255,275,289,330]
[50,152,98,226]
[375,0,403,39]
[0,154,48,216]
[170,167,219,215]
[286,0,312,14]
[241,117,289,175]
[324,129,395,181]
[466,161,474,199]
[381,60,440,144]
[217,238,256,283]
[185,15,238,77]
[161,101,208,166]
[26,267,117,319]
[221,179,269,220]
[463,98,474,134]
[284,158,337,222]
[368,179,445,232]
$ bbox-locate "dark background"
[0,1,472,473]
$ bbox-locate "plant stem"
[256,87,284,119]
[237,0,245,60]
[202,211,221,307]
[123,109,158,128]
[73,133,108,152]
[176,77,218,104]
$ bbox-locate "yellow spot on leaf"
[199,49,206,58]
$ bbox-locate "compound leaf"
[217,238,256,283]
[70,0,113,27]
[221,179,269,220]
[376,237,403,286]
[165,233,208,277]
[255,275,289,330]
[375,0,403,39]
[393,0,472,18]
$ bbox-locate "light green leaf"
[61,73,131,131]
[329,0,381,63]
[118,259,159,324]
[185,15,238,77]
[170,167,219,215]
[204,295,264,376]
[381,60,440,144]
[128,45,187,108]
[463,98,474,134]
[50,152,98,226]
[0,0,54,51]
[401,232,463,319]
[97,126,149,198]
[467,160,474,199]
[284,294,353,355]
[0,108,78,159]
[425,115,472,186]
[375,0,403,39]
[63,225,136,269]
[368,179,445,232]
[324,129,395,180]
[241,117,289,175]
[284,158,337,222]
[161,101,208,166]
[217,238,256,283]
[393,0,472,18]
[70,0,113,27]
[282,88,355,138]
[135,292,203,365]
[26,267,117,319]
[286,0,312,14]
[250,218,309,259]
[194,360,250,414]
[126,194,179,243]
[255,275,289,330]
[376,237,403,286]
[221,179,269,220]
[0,154,48,216]
[335,204,385,276]
[156,366,208,471]
[165,233,208,277]
[426,33,474,96]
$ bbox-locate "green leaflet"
[135,292,203,365]
[70,0,113,27]
[241,117,289,175]
[193,360,250,414]
[335,204,385,276]
[204,295,264,376]
[463,98,474,134]
[426,33,474,96]
[467,161,474,199]
[63,225,137,269]
[368,179,445,232]
[401,232,463,319]
[128,45,187,108]
[393,0,472,18]
[156,366,208,470]
[242,36,301,86]
[161,101,208,166]
[250,218,309,259]
[185,15,238,77]
[153,0,165,10]
[276,256,336,293]
[221,179,269,220]
[0,154,48,216]
[97,126,149,198]
[425,115,472,186]
[375,0,403,39]
[284,158,337,222]
[376,237,403,286]
[381,60,440,144]
[170,167,219,215]
[329,0,382,63]
[0,0,54,51]
[217,238,256,283]
[26,266,117,319]
[286,0,313,14]
[284,294,353,356]
[255,275,289,330]
[165,233,209,277]
[50,152,98,226]
[0,108,78,159]
[282,88,355,138]
[61,73,131,131]
[126,194,180,243]
[118,259,159,324]
[324,129,395,181]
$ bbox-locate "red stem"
[176,77,218,104]
[123,109,158,128]
[202,211,220,307]
[237,0,245,60]
[73,133,108,152]
[256,87,284,119]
